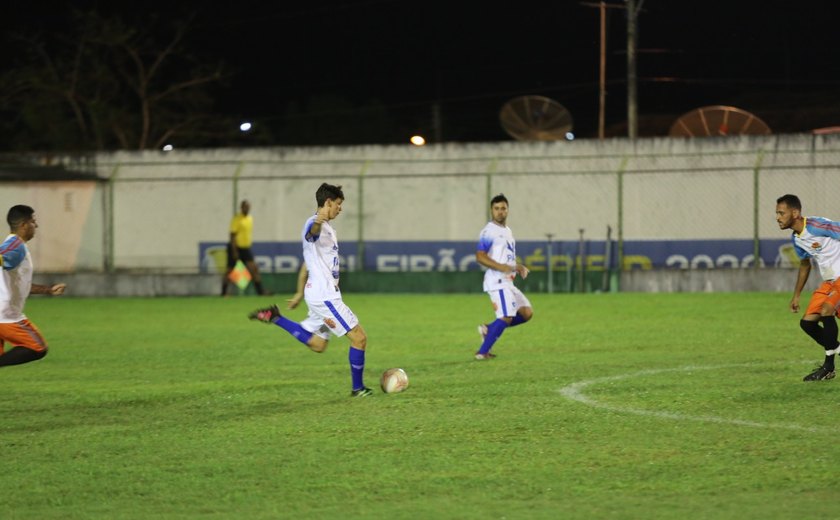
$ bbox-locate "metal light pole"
[546,233,555,294]
[578,228,586,293]
[602,225,612,292]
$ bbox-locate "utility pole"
[626,0,640,139]
[432,70,443,143]
[432,102,442,143]
[597,1,606,139]
[581,1,626,140]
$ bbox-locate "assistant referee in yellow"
[222,200,269,296]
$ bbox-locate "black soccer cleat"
[803,365,836,381]
[248,304,281,323]
[350,387,374,397]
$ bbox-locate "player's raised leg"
[0,346,47,366]
[0,321,48,367]
[476,317,508,360]
[478,304,532,340]
[476,287,523,360]
[248,304,328,353]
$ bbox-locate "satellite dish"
[500,95,573,141]
[668,105,771,137]
[812,126,840,135]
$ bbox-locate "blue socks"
[349,347,366,390]
[273,316,366,391]
[477,318,508,355]
[509,314,528,327]
[273,316,366,390]
[273,316,313,346]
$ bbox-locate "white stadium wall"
[0,181,104,272]
[2,134,839,292]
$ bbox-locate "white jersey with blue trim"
[301,215,342,301]
[477,221,517,292]
[0,234,33,322]
[792,216,840,281]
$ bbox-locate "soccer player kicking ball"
[474,194,534,360]
[249,183,373,397]
[776,194,840,381]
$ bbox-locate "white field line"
[558,363,832,433]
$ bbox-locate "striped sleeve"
[806,217,840,240]
[0,236,26,270]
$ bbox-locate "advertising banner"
[200,239,795,274]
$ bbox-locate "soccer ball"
[380,368,409,394]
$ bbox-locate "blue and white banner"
[199,239,795,274]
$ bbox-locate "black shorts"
[227,244,255,268]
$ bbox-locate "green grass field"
[2,292,836,519]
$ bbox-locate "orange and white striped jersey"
[0,234,33,323]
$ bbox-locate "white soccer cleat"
[477,324,488,339]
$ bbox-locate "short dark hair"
[316,183,344,207]
[776,194,801,210]
[490,193,508,206]
[7,205,34,230]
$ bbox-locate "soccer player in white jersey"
[248,183,373,397]
[0,205,66,368]
[776,194,840,381]
[474,194,533,360]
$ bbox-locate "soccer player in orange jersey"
[777,194,840,381]
[0,205,66,367]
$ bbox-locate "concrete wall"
[48,135,840,259]
[3,133,839,294]
[32,272,220,297]
[0,181,105,271]
[619,268,818,293]
[32,267,817,297]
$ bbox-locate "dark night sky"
[3,0,839,143]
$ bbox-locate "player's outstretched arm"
[30,283,66,296]
[476,250,513,273]
[307,206,331,240]
[790,259,811,312]
[287,264,308,309]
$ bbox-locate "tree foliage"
[0,10,228,151]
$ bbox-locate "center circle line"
[558,362,831,433]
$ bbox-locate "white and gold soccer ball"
[380,368,409,394]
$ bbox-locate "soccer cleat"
[474,352,497,361]
[248,304,281,323]
[803,365,836,381]
[477,324,488,339]
[350,386,374,397]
